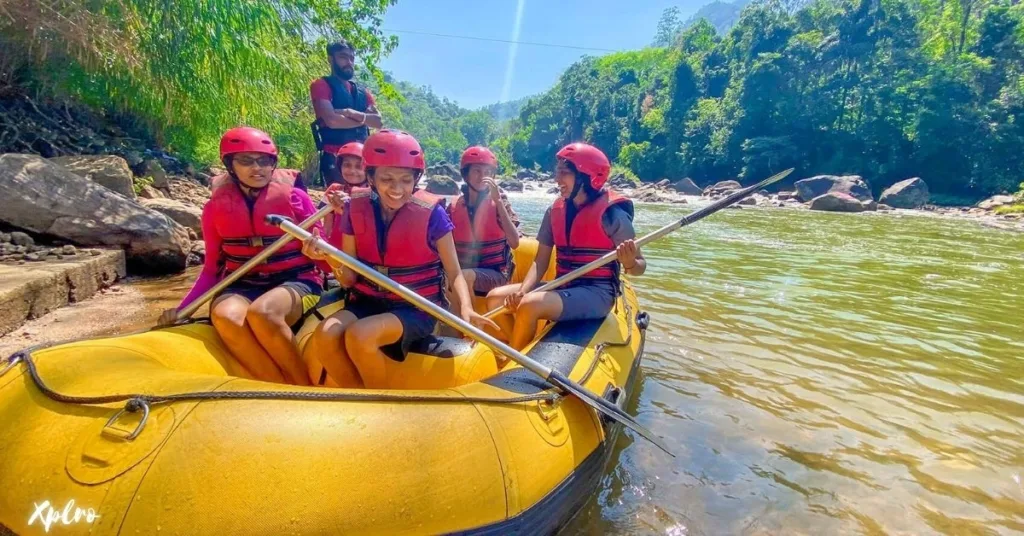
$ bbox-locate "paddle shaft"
[175,205,334,321]
[270,216,675,457]
[484,168,794,319]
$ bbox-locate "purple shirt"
[329,197,454,253]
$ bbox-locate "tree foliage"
[502,0,1024,198]
[0,0,396,166]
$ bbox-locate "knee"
[246,300,284,327]
[211,303,248,330]
[462,269,476,287]
[344,322,376,356]
[518,294,546,320]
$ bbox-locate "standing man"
[310,40,383,186]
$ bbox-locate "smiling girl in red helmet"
[161,127,322,385]
[301,130,498,388]
[486,143,646,353]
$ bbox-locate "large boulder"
[704,180,742,196]
[498,177,524,192]
[879,177,929,208]
[0,154,190,273]
[608,173,637,189]
[808,192,867,213]
[671,177,702,195]
[49,155,136,199]
[795,175,872,202]
[139,159,169,188]
[425,161,461,181]
[516,169,539,181]
[424,175,460,195]
[140,198,203,237]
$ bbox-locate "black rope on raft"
[3,350,562,410]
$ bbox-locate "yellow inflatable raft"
[0,240,650,535]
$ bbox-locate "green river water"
[497,196,1024,536]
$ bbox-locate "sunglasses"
[234,155,276,168]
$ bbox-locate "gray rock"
[795,175,873,202]
[89,249,102,256]
[877,204,894,211]
[10,232,33,247]
[704,180,742,196]
[141,159,169,188]
[62,244,77,255]
[13,245,27,254]
[670,178,702,195]
[977,195,1016,210]
[424,175,460,196]
[139,198,203,238]
[879,177,929,209]
[0,154,190,273]
[25,253,41,261]
[863,200,878,211]
[738,196,757,206]
[138,184,165,199]
[0,232,9,243]
[426,162,461,181]
[809,192,867,213]
[35,248,51,257]
[50,155,136,199]
[655,179,672,188]
[516,169,539,181]
[498,178,524,192]
[547,186,560,195]
[777,191,798,201]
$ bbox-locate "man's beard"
[332,64,354,80]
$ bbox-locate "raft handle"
[0,353,22,378]
[103,398,150,441]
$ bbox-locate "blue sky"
[376,0,707,109]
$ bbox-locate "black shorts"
[344,294,437,362]
[220,279,323,325]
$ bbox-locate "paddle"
[484,168,795,319]
[269,215,675,457]
[173,205,334,322]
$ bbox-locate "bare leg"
[211,294,285,382]
[344,314,405,389]
[246,286,310,386]
[510,290,564,350]
[302,309,363,388]
[485,283,522,342]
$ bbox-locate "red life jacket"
[349,188,446,305]
[207,169,321,286]
[336,180,368,196]
[550,190,634,292]
[448,191,511,275]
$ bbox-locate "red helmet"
[460,146,498,169]
[362,129,425,171]
[335,142,364,160]
[557,143,610,189]
[219,127,278,161]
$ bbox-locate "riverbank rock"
[880,177,929,208]
[738,196,757,206]
[809,192,867,212]
[139,159,169,188]
[425,175,460,195]
[140,198,203,237]
[426,162,460,181]
[795,175,872,202]
[977,195,1016,210]
[608,173,637,189]
[498,178,524,192]
[671,178,702,195]
[547,186,560,195]
[50,155,136,199]
[516,169,538,181]
[704,180,742,196]
[139,185,165,199]
[165,178,211,207]
[777,191,798,201]
[0,154,190,273]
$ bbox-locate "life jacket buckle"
[249,236,264,248]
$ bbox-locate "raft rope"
[0,305,650,440]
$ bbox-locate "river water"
[6,193,1022,535]
[512,197,1024,535]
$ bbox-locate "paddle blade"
[548,370,675,457]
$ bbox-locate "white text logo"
[28,500,100,533]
